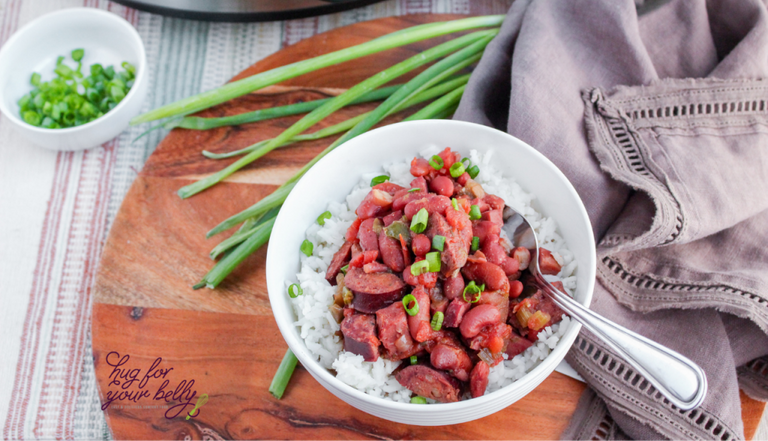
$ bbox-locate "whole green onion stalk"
[178,30,492,200]
[130,15,503,124]
[195,35,495,288]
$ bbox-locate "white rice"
[287,148,577,402]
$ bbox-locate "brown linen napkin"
[455,0,768,439]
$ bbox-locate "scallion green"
[288,284,303,298]
[402,294,419,316]
[410,260,429,276]
[410,208,429,234]
[469,204,482,220]
[471,236,480,252]
[269,349,299,399]
[429,155,444,170]
[432,235,445,251]
[317,211,332,226]
[431,311,444,331]
[371,175,389,186]
[300,239,313,257]
[425,251,441,272]
[449,161,466,178]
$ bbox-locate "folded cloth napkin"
[455,0,768,438]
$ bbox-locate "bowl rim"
[0,7,147,134]
[267,119,596,411]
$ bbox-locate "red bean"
[411,234,431,256]
[430,344,473,382]
[460,304,501,338]
[429,175,454,198]
[470,361,490,398]
[457,172,470,186]
[510,280,524,298]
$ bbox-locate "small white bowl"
[266,120,596,425]
[0,8,147,151]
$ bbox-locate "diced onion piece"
[371,189,394,207]
[329,303,344,323]
[465,179,485,198]
[478,348,494,365]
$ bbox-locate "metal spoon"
[502,206,708,410]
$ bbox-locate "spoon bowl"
[501,206,708,410]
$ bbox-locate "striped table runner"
[0,1,513,439]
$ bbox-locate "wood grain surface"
[90,14,765,440]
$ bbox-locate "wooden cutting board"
[90,14,765,440]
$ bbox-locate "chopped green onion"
[410,260,429,276]
[425,251,441,272]
[340,264,349,274]
[452,198,460,211]
[468,165,480,179]
[411,396,427,404]
[300,239,313,257]
[56,56,65,66]
[402,294,419,316]
[370,175,389,186]
[408,188,420,193]
[461,157,471,168]
[71,48,84,62]
[30,72,41,86]
[449,161,466,178]
[471,236,480,252]
[122,61,136,76]
[429,155,444,170]
[288,284,303,298]
[410,208,429,234]
[432,235,445,251]
[269,349,299,399]
[410,355,418,365]
[469,204,482,220]
[317,211,332,226]
[463,281,483,303]
[431,311,444,331]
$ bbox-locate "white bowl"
[0,8,147,151]
[266,120,596,425]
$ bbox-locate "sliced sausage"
[376,301,418,360]
[505,329,533,358]
[538,248,562,275]
[460,304,501,338]
[407,286,432,342]
[345,267,406,313]
[425,212,467,274]
[325,241,353,285]
[363,261,389,273]
[444,298,471,328]
[469,361,490,398]
[430,344,473,382]
[379,234,405,272]
[340,313,380,362]
[396,365,461,403]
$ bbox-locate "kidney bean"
[469,361,490,398]
[460,304,501,338]
[430,344,473,382]
[509,280,524,298]
[462,261,509,292]
[429,175,454,198]
[443,273,465,300]
[411,234,431,256]
[358,218,380,252]
[379,234,405,272]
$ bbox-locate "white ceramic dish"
[266,120,596,425]
[0,8,147,151]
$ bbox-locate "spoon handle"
[536,278,708,410]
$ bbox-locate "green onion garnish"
[463,281,483,303]
[431,311,444,331]
[468,165,480,179]
[411,396,428,404]
[410,355,418,365]
[451,198,460,211]
[425,251,441,272]
[300,239,313,257]
[269,349,299,399]
[469,204,482,220]
[340,264,349,274]
[30,72,41,86]
[71,48,84,62]
[471,236,480,252]
[408,188,420,193]
[402,294,419,316]
[449,161,466,178]
[317,211,332,226]
[410,208,429,233]
[432,235,445,251]
[429,155,444,170]
[410,260,429,276]
[371,175,389,186]
[461,157,471,168]
[288,284,303,298]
